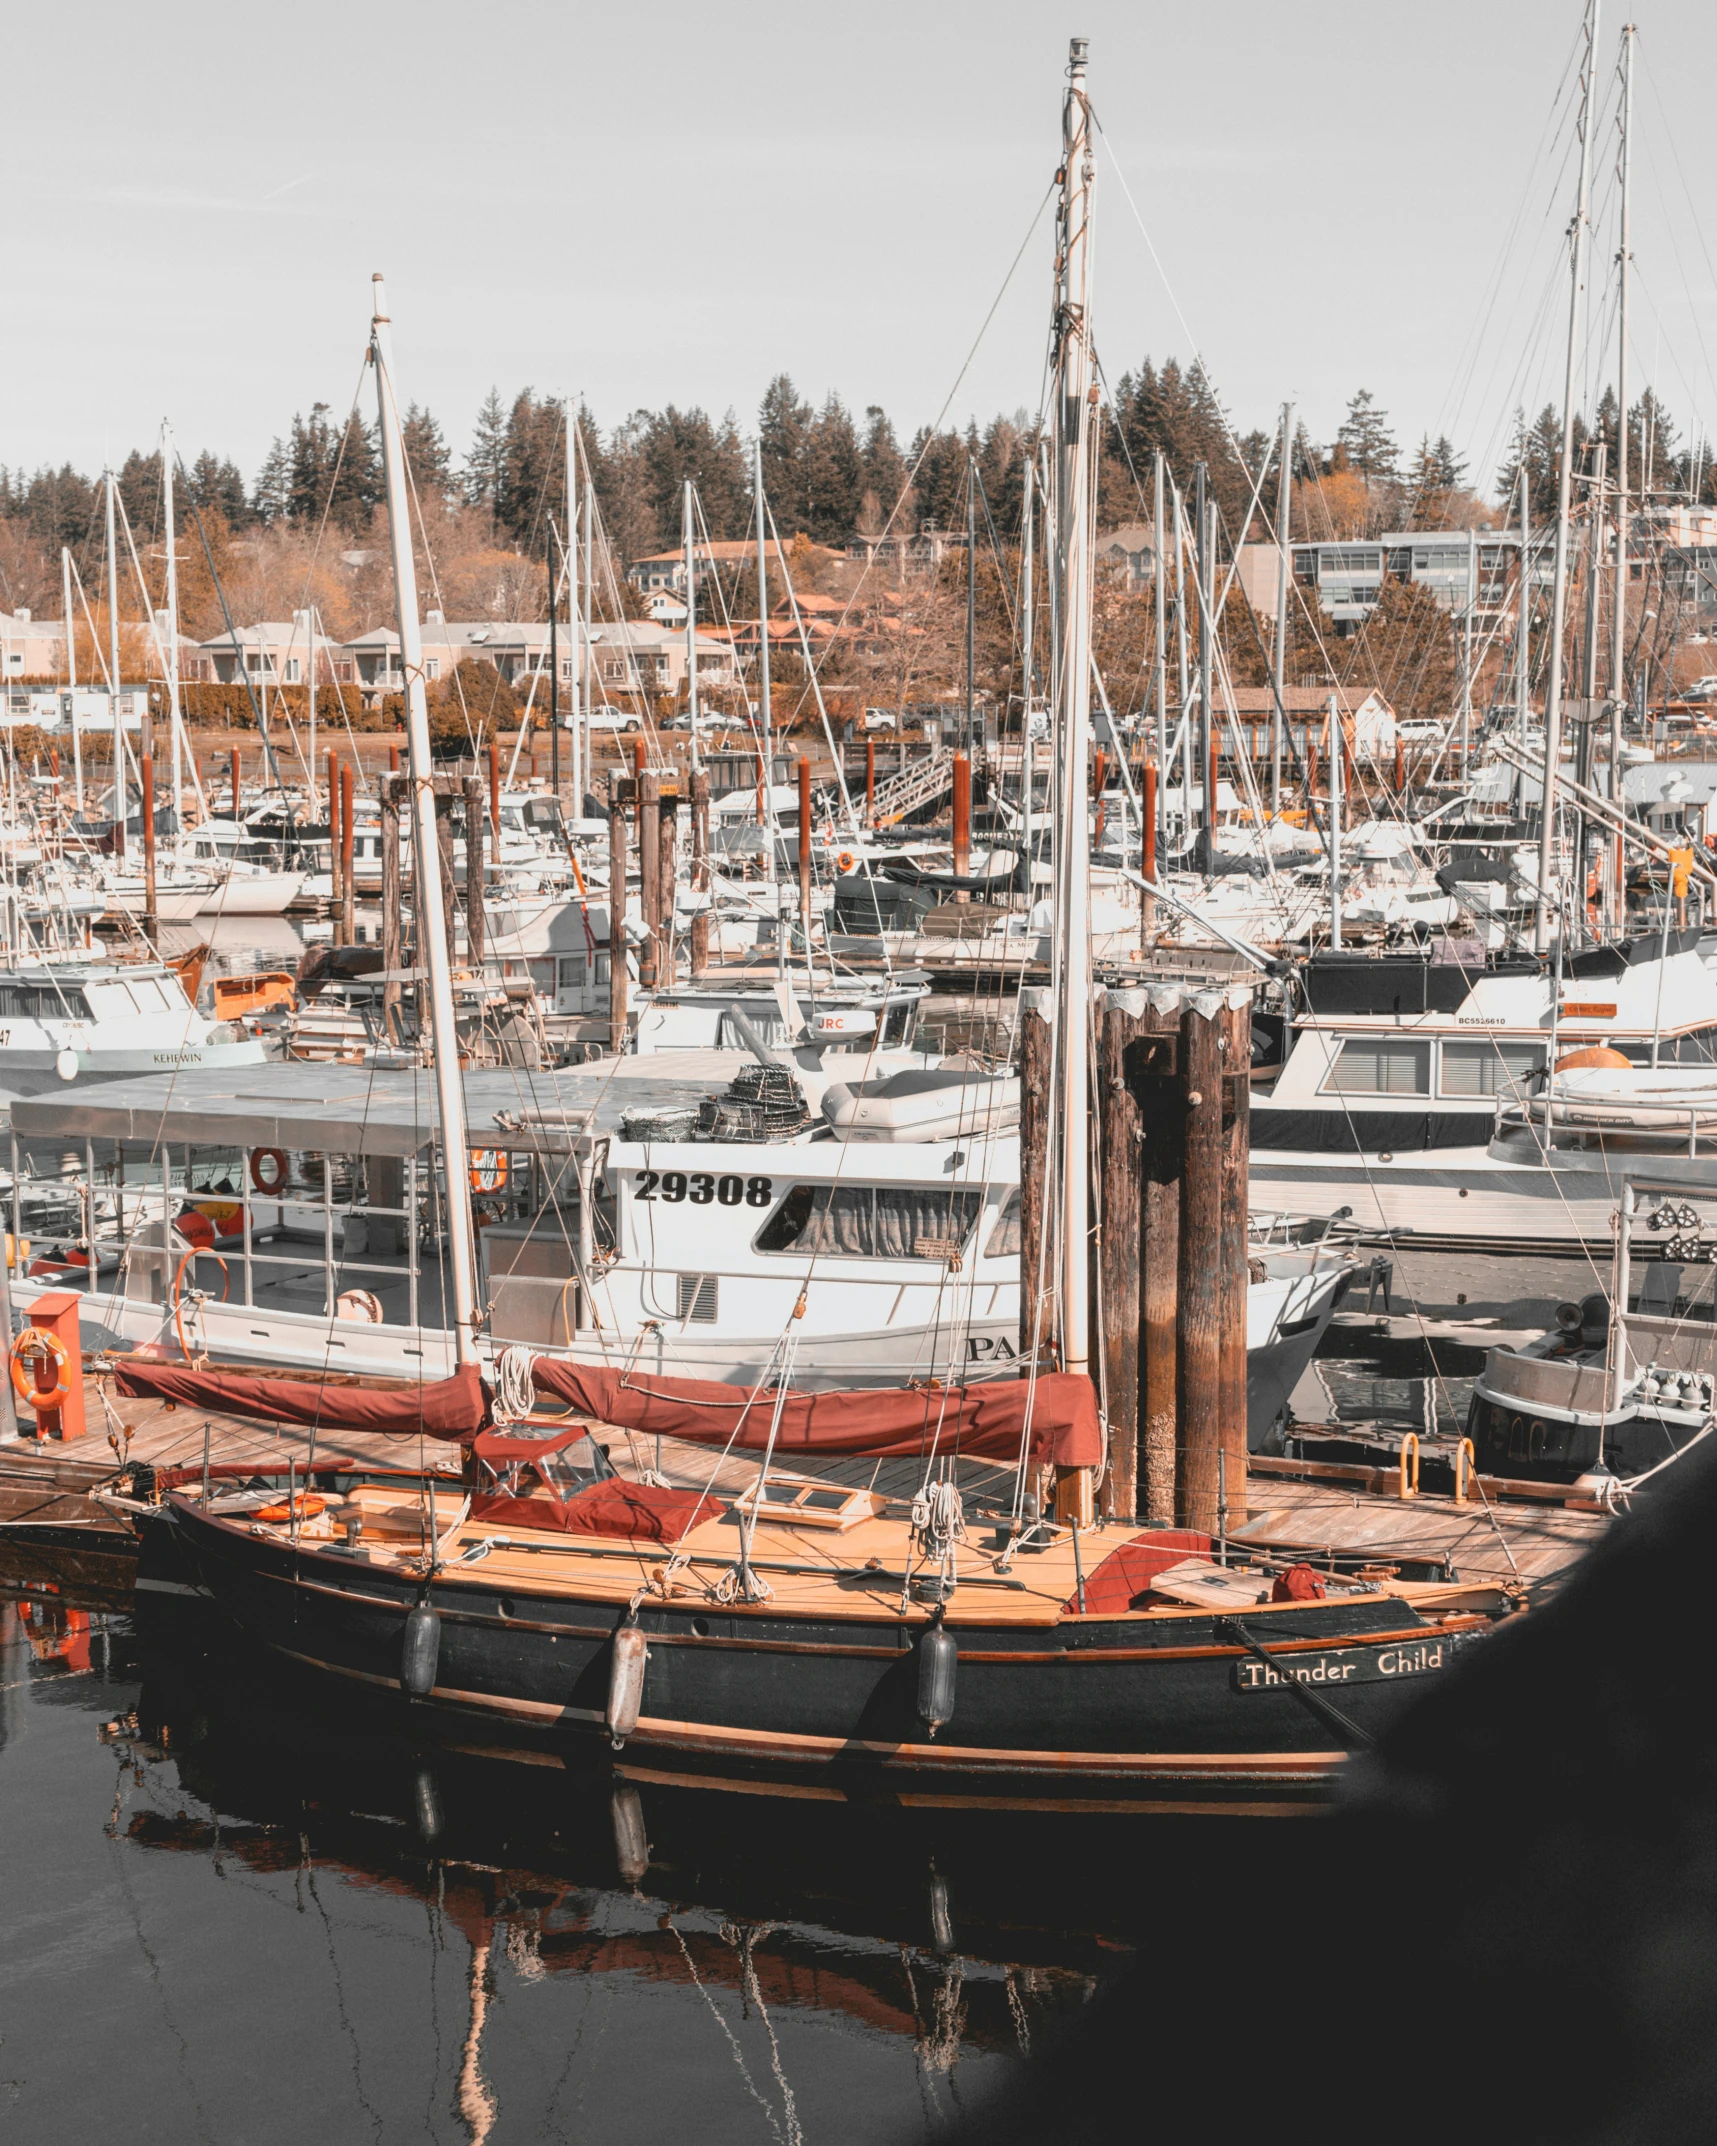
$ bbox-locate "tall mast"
[1020,453,1035,902]
[1195,461,1213,853]
[161,423,184,837]
[566,404,583,811]
[370,274,479,1363]
[753,441,774,881]
[1052,35,1097,1398]
[581,474,594,791]
[1535,0,1601,952]
[1516,467,1532,762]
[105,472,125,855]
[1270,403,1293,820]
[62,546,82,812]
[1153,448,1167,832]
[548,521,560,802]
[965,459,977,749]
[683,478,701,773]
[1610,21,1635,901]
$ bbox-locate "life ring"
[250,1147,288,1195]
[255,1493,326,1526]
[11,1328,70,1413]
[469,1150,508,1194]
[836,851,857,874]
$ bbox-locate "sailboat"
[124,66,1480,1807]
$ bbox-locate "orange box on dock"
[15,1291,86,1442]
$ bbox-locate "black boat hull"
[161,1498,1480,1809]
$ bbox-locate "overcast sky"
[7,0,1714,494]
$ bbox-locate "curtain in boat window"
[754,1184,982,1259]
[984,1191,1022,1258]
[1440,1040,1542,1096]
[1323,1039,1430,1095]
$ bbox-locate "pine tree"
[800,394,863,545]
[464,388,509,527]
[1335,390,1400,482]
[185,451,249,527]
[402,404,453,498]
[758,375,814,536]
[859,407,909,534]
[327,413,381,530]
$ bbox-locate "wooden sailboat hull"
[159,1499,1474,1809]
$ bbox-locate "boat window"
[881,1000,917,1048]
[123,977,179,1014]
[557,956,586,990]
[754,1183,983,1260]
[0,982,91,1020]
[984,1191,1022,1258]
[1322,1039,1430,1095]
[1441,1040,1542,1097]
[717,1010,793,1050]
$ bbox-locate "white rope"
[491,1344,539,1426]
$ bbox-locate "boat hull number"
[1232,1638,1449,1694]
[636,1171,772,1208]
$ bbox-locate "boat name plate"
[1232,1637,1449,1695]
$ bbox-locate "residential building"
[0,610,66,678]
[1095,523,1157,587]
[1291,531,1546,634]
[190,614,346,687]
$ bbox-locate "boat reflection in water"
[0,1548,1148,2144]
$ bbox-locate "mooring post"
[952,752,972,896]
[1097,987,1148,1519]
[340,760,356,947]
[657,775,678,982]
[1138,985,1186,1525]
[381,774,403,1042]
[690,767,711,976]
[637,768,662,990]
[1220,986,1253,1525]
[1177,991,1226,1531]
[608,773,630,1047]
[462,775,486,969]
[1017,986,1056,1365]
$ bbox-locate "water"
[0,1565,1142,2145]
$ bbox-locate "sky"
[5,0,1715,497]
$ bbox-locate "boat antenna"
[371,272,481,1363]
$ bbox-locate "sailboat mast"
[62,546,82,812]
[1610,19,1634,927]
[105,473,124,857]
[683,479,701,773]
[1020,452,1035,902]
[566,406,583,812]
[1535,0,1602,952]
[753,441,774,882]
[161,423,184,836]
[1270,403,1293,820]
[1052,36,1097,1392]
[370,273,479,1363]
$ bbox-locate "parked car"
[1680,676,1717,703]
[587,706,645,735]
[861,708,899,732]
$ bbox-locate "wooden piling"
[1017,988,1055,1364]
[230,746,241,822]
[797,757,812,950]
[608,775,630,1046]
[638,769,662,990]
[1097,988,1147,1519]
[140,748,158,945]
[866,737,876,826]
[657,776,678,982]
[952,753,971,894]
[488,741,501,837]
[1219,993,1251,1526]
[463,776,486,969]
[381,775,403,1043]
[1176,994,1225,1532]
[339,761,356,947]
[690,768,711,976]
[1137,989,1186,1526]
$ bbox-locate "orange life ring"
[255,1493,326,1525]
[11,1328,71,1413]
[469,1150,508,1194]
[837,851,857,873]
[249,1147,288,1195]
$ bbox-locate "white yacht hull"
[198,871,307,916]
[1247,1148,1624,1251]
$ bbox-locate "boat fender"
[400,1601,441,1699]
[917,1615,957,1738]
[412,1763,444,1847]
[610,1783,650,1884]
[607,1620,649,1749]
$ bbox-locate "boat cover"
[469,1478,722,1543]
[111,1358,490,1438]
[527,1359,1102,1467]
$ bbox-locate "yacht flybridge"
[0,960,264,1094]
[1248,936,1717,1249]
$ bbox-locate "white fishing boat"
[0,959,266,1094]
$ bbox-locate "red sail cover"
[528,1360,1101,1468]
[111,1359,489,1439]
